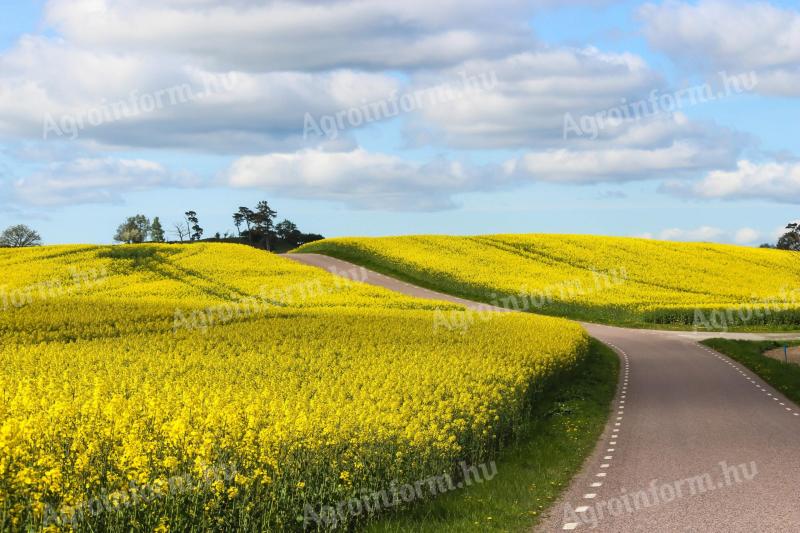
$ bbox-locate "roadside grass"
[364,338,619,533]
[701,339,800,404]
[617,323,800,334]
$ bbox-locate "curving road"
[286,253,800,532]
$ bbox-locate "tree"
[297,232,324,245]
[237,207,255,241]
[253,201,277,249]
[0,225,42,247]
[150,217,165,242]
[232,212,245,237]
[184,211,203,242]
[778,223,800,251]
[276,219,300,246]
[113,215,150,244]
[172,222,189,242]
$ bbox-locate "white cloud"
[662,160,800,202]
[505,136,740,184]
[13,158,197,206]
[224,124,753,211]
[224,138,744,213]
[0,36,400,151]
[656,226,726,242]
[43,0,536,72]
[772,222,798,242]
[402,48,746,185]
[407,48,663,149]
[0,0,766,209]
[226,148,503,211]
[640,0,800,96]
[639,225,765,245]
[733,227,761,245]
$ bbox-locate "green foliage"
[113,215,150,244]
[150,217,165,242]
[184,211,203,242]
[368,339,619,532]
[702,339,800,405]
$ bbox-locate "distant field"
[0,243,586,531]
[297,234,800,328]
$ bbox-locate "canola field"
[0,243,587,531]
[298,234,800,328]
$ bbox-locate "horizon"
[10,231,793,250]
[1,1,799,247]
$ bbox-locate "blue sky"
[0,0,798,245]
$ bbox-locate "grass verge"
[364,338,619,533]
[701,339,800,404]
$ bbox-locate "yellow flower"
[0,242,586,530]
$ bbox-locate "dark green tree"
[184,211,203,242]
[253,201,278,249]
[150,217,165,242]
[276,219,300,246]
[237,207,255,242]
[777,222,800,251]
[232,212,245,237]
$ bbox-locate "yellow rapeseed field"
[0,243,586,531]
[298,234,800,327]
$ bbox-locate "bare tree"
[0,225,42,247]
[172,222,189,242]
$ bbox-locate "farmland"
[298,234,800,328]
[0,243,587,531]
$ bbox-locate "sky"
[0,0,798,245]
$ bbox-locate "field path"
[286,253,800,532]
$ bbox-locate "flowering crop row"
[0,243,586,530]
[298,234,800,326]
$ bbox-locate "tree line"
[5,216,798,251]
[761,221,800,251]
[111,200,322,251]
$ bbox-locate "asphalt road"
[286,253,800,532]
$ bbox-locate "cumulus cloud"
[0,36,400,152]
[6,0,533,152]
[407,47,663,149]
[43,0,536,72]
[402,48,746,185]
[0,0,772,210]
[504,132,741,184]
[639,225,763,245]
[226,148,505,210]
[734,227,761,245]
[639,226,753,243]
[639,0,800,96]
[224,137,743,212]
[657,226,727,242]
[661,160,800,202]
[13,158,197,206]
